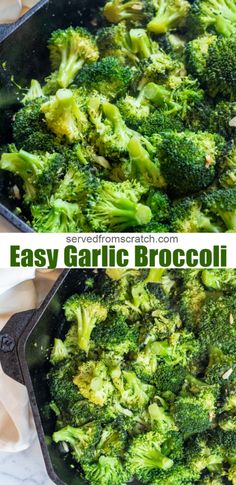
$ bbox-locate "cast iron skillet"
[0,269,110,485]
[0,0,105,232]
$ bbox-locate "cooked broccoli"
[64,294,108,353]
[185,34,217,82]
[188,0,236,37]
[170,198,223,232]
[22,79,45,105]
[76,56,136,99]
[87,180,152,231]
[126,430,182,482]
[103,0,153,25]
[127,136,166,188]
[203,188,236,231]
[41,89,89,142]
[53,422,101,462]
[201,269,236,290]
[92,313,138,355]
[204,37,236,99]
[47,27,99,89]
[48,360,81,408]
[159,131,224,196]
[186,433,224,474]
[199,294,236,355]
[173,388,217,434]
[12,98,47,147]
[31,198,87,233]
[0,147,65,203]
[73,360,114,406]
[147,0,191,34]
[83,455,128,485]
[50,338,69,364]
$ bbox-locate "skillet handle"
[0,309,35,384]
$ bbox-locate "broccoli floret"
[204,37,236,99]
[229,464,236,484]
[92,313,138,355]
[87,180,152,231]
[199,295,236,355]
[117,88,151,130]
[139,109,184,136]
[185,34,217,82]
[177,270,206,331]
[76,57,136,99]
[48,360,81,409]
[127,137,166,188]
[47,27,99,89]
[83,455,128,485]
[173,394,214,434]
[53,422,101,463]
[148,401,177,433]
[126,430,182,482]
[0,147,64,203]
[145,189,170,222]
[188,0,236,37]
[41,89,89,143]
[22,79,45,105]
[208,101,236,140]
[159,131,224,197]
[117,370,155,410]
[73,361,114,406]
[203,188,236,231]
[50,338,69,364]
[133,341,169,381]
[152,463,200,484]
[155,362,187,394]
[103,0,154,25]
[54,163,93,204]
[171,198,223,233]
[64,294,108,353]
[201,269,236,290]
[31,198,87,233]
[12,99,46,147]
[186,433,224,474]
[139,50,184,89]
[96,23,134,64]
[147,0,191,34]
[199,474,225,485]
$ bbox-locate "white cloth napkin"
[0,269,60,452]
[0,0,39,23]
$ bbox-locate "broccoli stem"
[1,149,43,199]
[58,50,84,88]
[128,137,166,188]
[129,28,153,59]
[144,269,166,283]
[143,83,181,113]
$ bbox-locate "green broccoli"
[188,0,236,37]
[22,79,45,105]
[47,27,99,89]
[127,137,166,188]
[159,131,224,197]
[147,0,191,34]
[199,295,236,355]
[53,422,101,462]
[185,34,217,82]
[203,188,236,231]
[204,37,236,99]
[41,89,89,142]
[186,433,224,474]
[12,98,47,147]
[171,198,223,233]
[76,56,136,99]
[73,360,114,406]
[103,0,154,25]
[0,147,65,203]
[83,455,128,485]
[91,313,138,355]
[64,294,108,353]
[201,269,236,290]
[126,430,182,482]
[87,180,152,231]
[31,198,86,233]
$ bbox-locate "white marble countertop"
[0,216,54,485]
[0,437,53,484]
